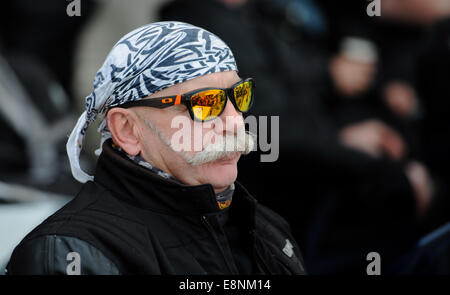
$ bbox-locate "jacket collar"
[94,139,257,217]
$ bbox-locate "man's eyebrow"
[145,79,243,99]
[145,91,178,99]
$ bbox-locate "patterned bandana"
[67,21,238,183]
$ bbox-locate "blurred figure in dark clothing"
[381,0,450,25]
[417,18,450,218]
[316,0,446,226]
[336,0,450,233]
[392,0,450,234]
[160,0,433,273]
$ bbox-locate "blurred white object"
[0,55,76,184]
[341,37,379,64]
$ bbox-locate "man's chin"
[200,155,240,189]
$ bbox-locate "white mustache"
[184,132,256,166]
[140,116,255,166]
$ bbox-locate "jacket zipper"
[200,215,238,274]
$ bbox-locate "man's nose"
[218,98,244,135]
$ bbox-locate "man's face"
[131,70,252,193]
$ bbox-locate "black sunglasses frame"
[116,78,255,122]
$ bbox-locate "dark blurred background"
[0,0,449,274]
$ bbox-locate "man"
[5,22,306,275]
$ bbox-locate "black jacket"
[6,140,306,275]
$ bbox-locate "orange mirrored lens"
[234,81,252,112]
[190,89,226,121]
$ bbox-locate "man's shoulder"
[6,234,120,275]
[5,181,152,275]
[22,181,151,245]
[253,202,307,274]
[44,180,144,228]
[253,202,296,248]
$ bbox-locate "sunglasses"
[117,78,255,122]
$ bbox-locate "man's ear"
[106,108,141,156]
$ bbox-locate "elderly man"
[6,22,305,275]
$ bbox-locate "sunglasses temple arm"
[135,94,183,108]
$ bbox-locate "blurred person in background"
[160,0,448,273]
[382,0,450,274]
[388,0,450,229]
[320,0,450,231]
[317,0,435,220]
